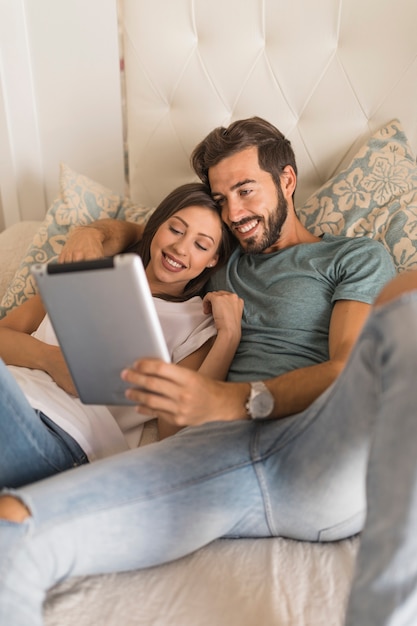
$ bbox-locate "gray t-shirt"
[209,234,395,381]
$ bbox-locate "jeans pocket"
[318,509,365,542]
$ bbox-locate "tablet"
[31,254,170,405]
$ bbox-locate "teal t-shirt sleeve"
[331,236,396,304]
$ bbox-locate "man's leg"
[345,279,417,625]
[255,282,417,547]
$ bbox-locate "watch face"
[250,383,274,418]
[253,393,273,417]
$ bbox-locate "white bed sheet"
[44,536,358,625]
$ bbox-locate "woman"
[0,182,242,489]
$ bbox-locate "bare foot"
[0,495,30,522]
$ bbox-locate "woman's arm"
[0,295,48,366]
[0,295,77,395]
[157,291,243,439]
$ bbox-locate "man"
[0,118,400,625]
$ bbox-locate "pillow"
[0,163,154,318]
[297,119,417,272]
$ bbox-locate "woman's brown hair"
[130,182,236,302]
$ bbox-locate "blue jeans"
[1,293,417,626]
[344,293,417,625]
[0,361,88,488]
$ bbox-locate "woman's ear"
[207,255,219,268]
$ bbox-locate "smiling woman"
[0,181,242,489]
[146,207,222,297]
[134,182,236,301]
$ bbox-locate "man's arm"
[263,299,371,418]
[120,299,371,427]
[59,219,144,262]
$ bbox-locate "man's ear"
[280,165,297,198]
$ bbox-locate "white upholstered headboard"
[120,0,417,209]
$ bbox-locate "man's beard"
[241,186,288,254]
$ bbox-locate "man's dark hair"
[191,116,297,195]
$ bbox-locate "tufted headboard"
[119,0,417,210]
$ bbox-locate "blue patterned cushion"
[0,163,153,317]
[297,119,417,272]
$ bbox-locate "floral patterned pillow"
[0,163,154,318]
[297,119,417,272]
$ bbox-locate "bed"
[1,0,417,624]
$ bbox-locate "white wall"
[0,0,125,230]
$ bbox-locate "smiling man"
[194,133,304,255]
[208,147,293,254]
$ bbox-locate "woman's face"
[146,205,222,297]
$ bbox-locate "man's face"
[209,146,288,254]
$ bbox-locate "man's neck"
[261,215,322,254]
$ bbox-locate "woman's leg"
[0,359,88,488]
[0,420,269,626]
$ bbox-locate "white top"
[9,296,216,461]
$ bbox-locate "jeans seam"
[250,425,276,535]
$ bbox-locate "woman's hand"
[202,290,243,345]
[121,359,249,427]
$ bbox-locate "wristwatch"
[245,381,274,419]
